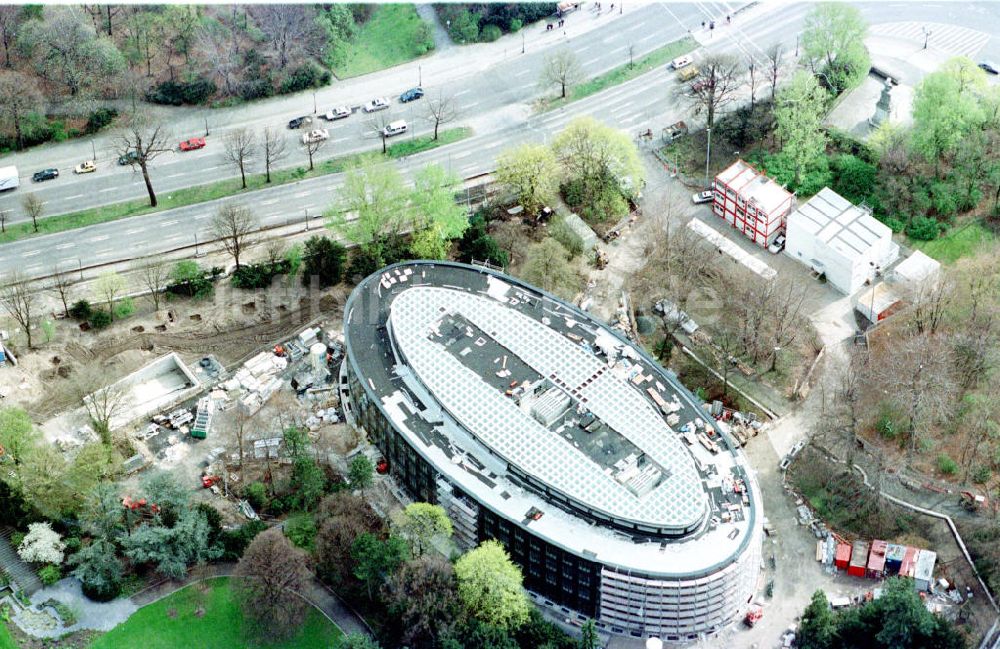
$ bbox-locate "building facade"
[341,261,763,642]
[713,159,795,247]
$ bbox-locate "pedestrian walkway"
[870,21,990,60]
[415,4,454,53]
[0,528,42,595]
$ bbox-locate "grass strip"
[332,4,434,79]
[538,36,698,112]
[909,220,997,264]
[0,127,472,246]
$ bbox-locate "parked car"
[690,78,712,93]
[768,234,786,254]
[179,137,206,151]
[323,106,351,121]
[32,168,59,182]
[399,87,424,103]
[363,97,390,112]
[301,129,330,144]
[117,150,140,165]
[382,120,408,137]
[670,54,693,70]
[691,190,713,204]
[664,121,688,142]
[677,66,699,82]
[979,61,999,75]
[73,160,97,174]
[287,116,312,129]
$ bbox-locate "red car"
[179,137,206,151]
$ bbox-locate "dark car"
[979,61,999,75]
[117,150,140,166]
[399,87,424,103]
[288,116,312,129]
[32,168,59,182]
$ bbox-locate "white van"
[671,54,694,70]
[383,120,408,137]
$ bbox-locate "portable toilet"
[848,540,869,577]
[835,543,852,570]
[885,544,906,575]
[867,540,888,579]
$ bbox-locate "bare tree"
[211,203,258,269]
[223,127,257,189]
[21,193,44,232]
[424,92,459,141]
[134,258,168,311]
[0,209,8,232]
[366,111,394,155]
[196,20,240,96]
[765,43,784,100]
[248,5,324,69]
[226,407,254,469]
[907,277,954,337]
[0,271,38,348]
[0,71,44,150]
[94,271,126,321]
[233,529,311,643]
[540,49,584,99]
[50,265,74,318]
[746,54,760,110]
[683,53,743,129]
[263,240,285,267]
[261,126,288,184]
[0,6,21,67]
[303,134,327,171]
[76,365,132,444]
[114,114,172,207]
[767,280,808,372]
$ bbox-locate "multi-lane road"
[0,2,998,281]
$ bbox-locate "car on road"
[382,120,408,138]
[32,168,59,182]
[677,66,699,82]
[323,106,351,121]
[363,97,390,112]
[73,160,97,174]
[690,78,712,93]
[301,129,330,144]
[179,137,206,151]
[287,116,312,129]
[118,150,140,165]
[768,234,786,254]
[670,54,693,70]
[399,87,424,103]
[691,190,714,204]
[979,61,999,75]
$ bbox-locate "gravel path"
[13,579,138,638]
[416,4,454,53]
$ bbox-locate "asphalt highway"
[1,1,998,282]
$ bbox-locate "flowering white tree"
[17,522,65,565]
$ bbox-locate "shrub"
[64,537,81,553]
[230,260,290,289]
[937,454,958,475]
[88,310,112,330]
[480,24,502,42]
[301,236,347,288]
[239,77,274,101]
[877,413,896,439]
[113,297,134,320]
[880,215,906,233]
[509,18,523,31]
[245,482,268,511]
[221,520,268,561]
[907,215,940,241]
[279,62,331,95]
[85,108,118,134]
[9,532,24,550]
[166,262,221,298]
[832,154,877,205]
[69,300,92,320]
[38,565,61,586]
[973,465,992,484]
[284,512,318,550]
[549,216,584,258]
[146,77,217,106]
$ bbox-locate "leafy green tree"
[551,116,644,203]
[541,49,584,99]
[798,590,836,649]
[458,213,508,268]
[412,164,469,240]
[832,154,877,205]
[70,538,123,601]
[383,555,460,648]
[454,540,530,632]
[774,71,829,185]
[521,239,578,301]
[801,3,869,94]
[17,443,74,519]
[495,144,561,217]
[80,483,126,541]
[67,442,122,504]
[396,502,452,557]
[410,224,450,260]
[122,507,222,579]
[579,619,598,649]
[291,455,326,511]
[139,470,189,525]
[301,235,347,288]
[348,454,375,491]
[912,63,985,176]
[0,406,36,465]
[352,532,410,600]
[330,154,411,267]
[340,634,382,649]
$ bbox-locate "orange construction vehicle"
[745,604,763,627]
[202,475,221,488]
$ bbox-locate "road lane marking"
[513,69,531,77]
[21,250,41,257]
[95,248,114,256]
[261,199,280,206]
[583,56,601,66]
[64,194,84,200]
[464,101,481,110]
[99,187,117,193]
[126,228,143,235]
[24,264,41,272]
[166,173,186,178]
[90,235,109,242]
[293,191,312,198]
[193,214,210,220]
[455,89,471,97]
[453,151,474,159]
[161,220,179,227]
[55,243,75,250]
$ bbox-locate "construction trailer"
[914,550,937,592]
[848,540,869,577]
[900,547,919,578]
[835,543,852,571]
[885,544,907,575]
[867,540,888,579]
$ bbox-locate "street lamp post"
[419,64,422,87]
[795,34,799,57]
[204,117,209,137]
[194,233,199,257]
[922,27,931,49]
[91,140,96,161]
[868,261,881,326]
[313,91,317,114]
[704,127,712,188]
[522,32,525,54]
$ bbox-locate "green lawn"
[539,36,698,112]
[90,577,342,649]
[0,127,472,247]
[909,221,997,264]
[333,4,434,79]
[0,623,17,649]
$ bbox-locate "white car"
[363,97,390,112]
[73,160,97,174]
[382,120,408,137]
[324,106,351,121]
[301,129,329,144]
[691,190,714,204]
[768,234,786,254]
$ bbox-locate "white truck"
[0,166,19,192]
